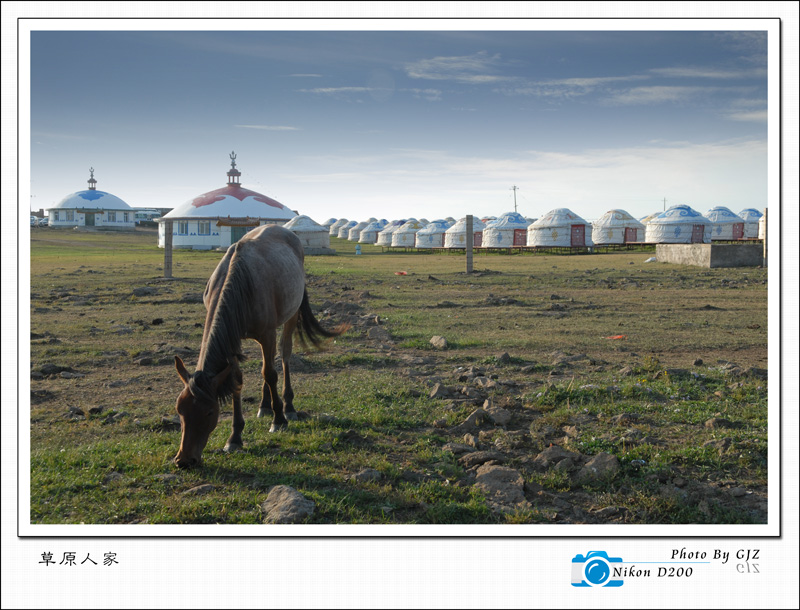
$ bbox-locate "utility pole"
[663,197,667,211]
[510,185,519,213]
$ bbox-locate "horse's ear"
[175,356,191,385]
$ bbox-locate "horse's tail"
[295,288,349,350]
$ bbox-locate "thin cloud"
[726,110,768,122]
[604,86,717,105]
[650,67,766,79]
[404,51,510,84]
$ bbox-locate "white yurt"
[444,216,486,248]
[48,168,136,231]
[415,219,454,249]
[322,218,338,229]
[482,212,531,247]
[704,206,746,241]
[336,220,358,239]
[644,204,711,244]
[283,215,333,253]
[758,213,767,240]
[348,219,376,242]
[358,219,389,244]
[329,218,349,236]
[157,153,296,250]
[738,208,764,238]
[591,209,645,245]
[527,208,594,247]
[376,219,407,246]
[391,219,426,247]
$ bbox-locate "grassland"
[27,227,769,525]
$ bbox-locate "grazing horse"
[172,224,344,468]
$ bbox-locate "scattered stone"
[563,425,579,438]
[703,438,733,453]
[458,450,505,469]
[40,364,71,376]
[88,406,104,415]
[261,485,315,524]
[442,442,476,456]
[618,366,635,377]
[429,383,456,399]
[693,358,704,366]
[67,406,85,417]
[484,406,512,426]
[183,484,215,497]
[474,464,530,512]
[673,477,687,488]
[730,487,748,498]
[366,326,392,342]
[350,468,383,483]
[179,293,204,304]
[161,415,181,430]
[132,287,158,297]
[136,357,154,366]
[532,445,581,471]
[429,336,448,349]
[495,352,511,364]
[450,408,488,434]
[463,433,479,449]
[151,318,164,325]
[60,371,85,379]
[576,452,620,482]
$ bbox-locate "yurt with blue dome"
[644,205,711,244]
[157,153,296,250]
[482,212,531,247]
[336,220,358,239]
[704,206,745,241]
[738,208,764,238]
[48,168,135,231]
[376,219,407,246]
[415,219,454,249]
[329,218,349,236]
[527,208,593,247]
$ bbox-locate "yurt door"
[624,227,637,243]
[691,224,705,243]
[732,223,744,240]
[474,232,483,247]
[513,229,527,246]
[84,213,95,227]
[570,224,585,247]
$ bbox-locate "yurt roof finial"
[88,167,97,190]
[227,151,241,186]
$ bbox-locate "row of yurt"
[482,212,531,247]
[329,218,349,236]
[644,205,711,244]
[157,154,297,250]
[591,209,645,245]
[444,216,486,248]
[358,219,389,244]
[704,206,745,240]
[415,219,455,248]
[376,219,407,246]
[48,169,136,231]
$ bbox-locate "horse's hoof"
[285,411,298,421]
[223,443,243,453]
[269,422,288,433]
[257,409,269,419]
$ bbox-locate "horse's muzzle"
[174,455,201,469]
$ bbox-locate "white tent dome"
[284,215,331,250]
[48,169,135,231]
[322,217,338,227]
[758,214,767,240]
[527,208,593,247]
[158,154,296,250]
[329,218,349,235]
[644,205,711,244]
[415,219,454,249]
[738,208,764,238]
[337,220,358,239]
[391,219,425,247]
[482,212,531,247]
[358,219,388,244]
[591,209,645,245]
[444,216,486,248]
[376,219,408,246]
[348,219,376,241]
[704,206,745,240]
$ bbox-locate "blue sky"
[28,26,770,222]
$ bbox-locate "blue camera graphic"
[571,551,624,587]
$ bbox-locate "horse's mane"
[196,243,253,405]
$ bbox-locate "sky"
[28,25,771,223]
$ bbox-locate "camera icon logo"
[571,551,624,587]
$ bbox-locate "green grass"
[27,227,769,525]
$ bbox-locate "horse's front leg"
[224,368,245,453]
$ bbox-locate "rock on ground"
[474,464,530,513]
[261,485,316,524]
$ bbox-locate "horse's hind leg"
[257,332,288,432]
[280,312,299,421]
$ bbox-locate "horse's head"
[172,356,230,468]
